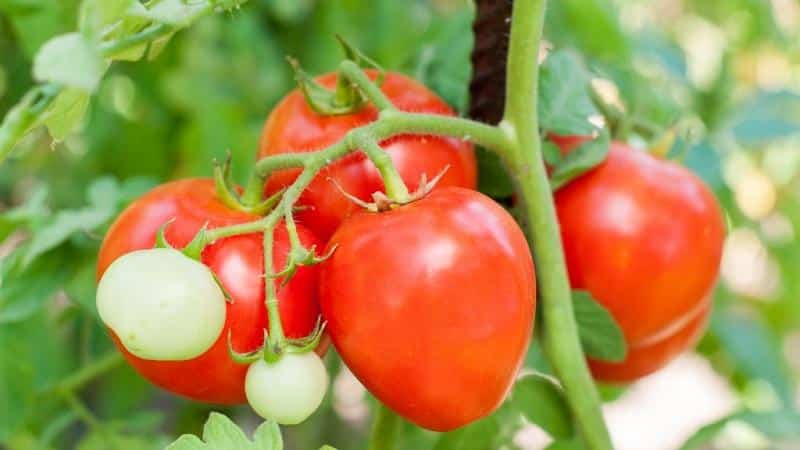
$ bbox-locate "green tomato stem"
[48,352,124,395]
[263,227,286,345]
[338,60,396,111]
[355,135,410,202]
[367,403,402,450]
[501,0,613,449]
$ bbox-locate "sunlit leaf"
[511,374,574,439]
[573,290,627,362]
[33,33,105,91]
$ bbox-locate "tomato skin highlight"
[588,303,710,382]
[554,142,725,381]
[320,187,535,431]
[97,179,322,404]
[259,70,477,241]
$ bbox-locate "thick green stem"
[367,404,401,450]
[263,227,286,344]
[339,60,396,111]
[355,136,410,201]
[501,1,613,449]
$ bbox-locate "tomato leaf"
[252,421,283,450]
[549,131,609,191]
[476,149,514,198]
[510,373,574,439]
[0,247,73,323]
[412,7,473,114]
[545,438,585,450]
[129,0,206,27]
[433,400,522,450]
[33,32,105,92]
[572,290,627,362]
[539,50,599,136]
[542,141,563,166]
[40,88,91,141]
[166,413,285,450]
[711,310,795,407]
[78,0,134,42]
[0,185,49,242]
[679,410,800,450]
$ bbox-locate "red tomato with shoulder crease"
[259,70,477,241]
[320,187,535,431]
[554,141,724,382]
[97,179,323,404]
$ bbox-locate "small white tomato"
[245,353,329,425]
[96,248,226,361]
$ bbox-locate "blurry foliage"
[2,0,800,448]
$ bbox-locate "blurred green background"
[2,0,800,449]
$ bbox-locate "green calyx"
[288,35,386,116]
[213,154,283,215]
[227,319,327,365]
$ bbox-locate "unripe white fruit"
[245,353,329,425]
[97,248,226,361]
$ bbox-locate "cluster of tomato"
[95,70,724,431]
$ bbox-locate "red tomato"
[320,187,535,431]
[97,179,322,404]
[259,70,477,241]
[555,142,724,381]
[589,303,710,382]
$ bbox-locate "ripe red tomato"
[555,142,724,382]
[259,70,477,241]
[97,179,322,404]
[589,303,710,382]
[320,187,535,431]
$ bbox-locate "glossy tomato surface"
[320,187,535,431]
[259,70,477,241]
[555,142,724,380]
[588,303,710,382]
[97,179,322,404]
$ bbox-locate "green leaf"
[167,436,206,450]
[680,410,800,450]
[572,290,627,362]
[252,421,283,450]
[0,247,73,323]
[511,374,574,439]
[711,310,795,407]
[41,88,90,141]
[79,0,134,41]
[166,413,284,450]
[130,0,206,27]
[0,186,49,242]
[539,50,599,136]
[33,32,105,91]
[476,148,514,198]
[545,438,585,450]
[202,413,253,449]
[729,90,800,145]
[22,206,111,266]
[77,428,167,450]
[542,141,563,166]
[433,415,501,450]
[412,7,474,113]
[0,311,72,441]
[550,132,610,191]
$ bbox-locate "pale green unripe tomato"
[245,353,329,425]
[96,248,226,361]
